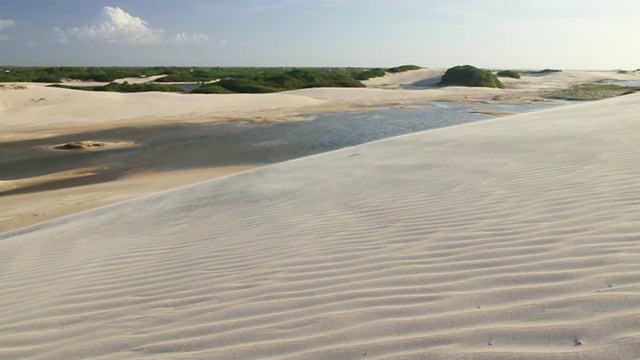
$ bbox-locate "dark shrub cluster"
[387,65,421,73]
[440,65,504,88]
[496,70,521,79]
[194,69,365,94]
[48,82,184,93]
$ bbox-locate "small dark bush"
[496,70,521,79]
[387,65,421,73]
[48,82,184,93]
[528,69,562,75]
[352,68,386,80]
[190,84,235,94]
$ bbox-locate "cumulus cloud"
[0,19,15,41]
[55,6,208,44]
[0,19,15,30]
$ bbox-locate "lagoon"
[0,101,562,194]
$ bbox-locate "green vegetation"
[548,84,639,101]
[440,65,504,88]
[527,69,562,75]
[99,82,184,93]
[189,83,235,94]
[153,67,279,83]
[192,68,365,93]
[351,68,387,80]
[49,81,184,93]
[387,65,421,73]
[0,67,165,83]
[496,70,521,79]
[2,65,423,93]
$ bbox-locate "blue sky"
[1,0,639,69]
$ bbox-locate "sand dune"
[2,93,640,359]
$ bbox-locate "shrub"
[352,68,387,80]
[190,84,235,94]
[99,82,184,93]
[207,69,365,93]
[33,75,63,83]
[496,70,521,79]
[528,69,562,75]
[48,82,184,93]
[440,65,504,88]
[387,65,421,73]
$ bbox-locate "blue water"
[608,80,640,87]
[1,101,567,192]
[179,101,560,165]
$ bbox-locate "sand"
[1,69,640,358]
[0,166,257,233]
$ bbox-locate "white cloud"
[218,38,227,47]
[0,19,15,30]
[55,6,208,44]
[173,32,209,44]
[0,18,15,40]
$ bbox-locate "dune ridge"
[2,94,640,359]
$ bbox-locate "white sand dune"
[2,93,640,359]
[0,84,326,141]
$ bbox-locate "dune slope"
[2,94,640,359]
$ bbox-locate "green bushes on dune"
[440,65,504,88]
[48,81,184,93]
[0,67,165,83]
[351,68,387,80]
[189,83,235,94]
[387,65,421,73]
[527,69,562,75]
[193,69,365,94]
[548,83,639,101]
[496,70,521,79]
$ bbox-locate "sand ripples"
[2,95,640,359]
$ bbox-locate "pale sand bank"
[1,93,640,359]
[0,166,256,233]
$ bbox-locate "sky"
[0,0,639,69]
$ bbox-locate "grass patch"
[548,83,639,100]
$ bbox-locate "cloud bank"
[55,6,208,44]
